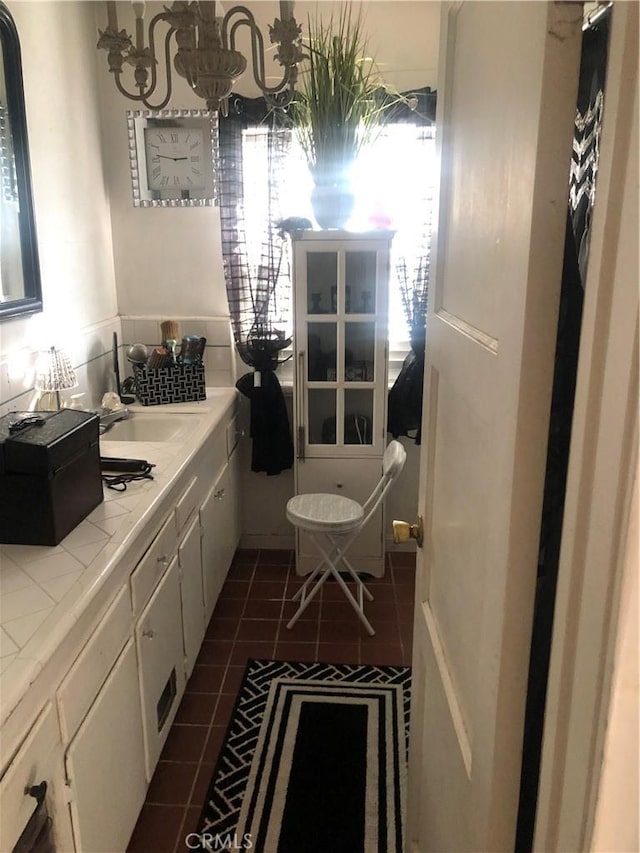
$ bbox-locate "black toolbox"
[0,410,103,546]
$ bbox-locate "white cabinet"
[136,557,186,779]
[201,459,235,623]
[0,394,242,853]
[228,443,242,556]
[64,639,147,853]
[56,585,145,853]
[292,230,391,576]
[0,704,73,853]
[179,513,206,677]
[296,457,384,574]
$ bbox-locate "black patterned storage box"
[133,363,206,406]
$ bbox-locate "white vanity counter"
[0,387,237,771]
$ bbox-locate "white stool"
[286,441,407,636]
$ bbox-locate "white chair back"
[383,439,407,480]
[362,440,407,521]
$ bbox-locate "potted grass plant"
[288,5,396,228]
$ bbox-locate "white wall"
[93,2,227,318]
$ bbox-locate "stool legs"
[286,531,375,636]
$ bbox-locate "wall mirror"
[0,3,41,321]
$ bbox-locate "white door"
[407,3,582,851]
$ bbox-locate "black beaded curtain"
[218,96,294,475]
[569,12,610,284]
[218,96,292,369]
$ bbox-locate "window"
[241,123,437,357]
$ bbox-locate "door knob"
[392,516,424,548]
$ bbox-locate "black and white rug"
[196,659,411,853]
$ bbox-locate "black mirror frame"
[0,2,42,320]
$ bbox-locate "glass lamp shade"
[34,346,78,409]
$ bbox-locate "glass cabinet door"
[300,243,384,454]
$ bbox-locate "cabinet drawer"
[175,475,199,535]
[131,512,177,617]
[0,704,60,853]
[57,585,132,742]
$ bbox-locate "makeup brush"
[160,320,180,347]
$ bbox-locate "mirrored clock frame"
[127,109,219,207]
[0,2,42,321]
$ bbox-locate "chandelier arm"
[141,27,176,111]
[226,13,295,96]
[114,73,148,102]
[110,12,172,105]
[144,12,168,99]
[228,16,268,90]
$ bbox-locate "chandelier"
[97,1,305,113]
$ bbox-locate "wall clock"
[127,109,218,207]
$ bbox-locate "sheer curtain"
[384,124,436,445]
[218,97,294,475]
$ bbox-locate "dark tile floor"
[127,548,415,853]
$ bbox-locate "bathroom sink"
[100,413,201,442]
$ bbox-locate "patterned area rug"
[196,659,411,853]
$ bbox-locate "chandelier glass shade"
[97,1,305,113]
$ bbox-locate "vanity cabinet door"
[200,461,234,623]
[136,557,186,779]
[228,445,242,554]
[65,639,147,853]
[179,514,205,678]
[0,704,74,853]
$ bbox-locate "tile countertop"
[0,388,237,747]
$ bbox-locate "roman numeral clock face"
[144,127,206,192]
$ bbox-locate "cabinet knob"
[215,488,225,501]
[336,483,343,489]
[142,628,155,639]
[157,554,168,566]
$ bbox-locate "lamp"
[35,346,78,410]
[97,1,305,114]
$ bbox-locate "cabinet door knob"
[157,554,168,566]
[215,488,225,501]
[142,628,155,639]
